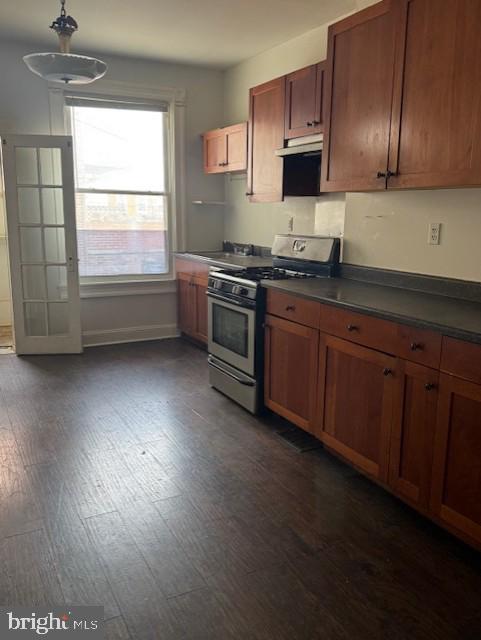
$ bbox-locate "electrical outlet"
[428,222,441,245]
[287,216,294,232]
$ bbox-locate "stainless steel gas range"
[207,235,340,413]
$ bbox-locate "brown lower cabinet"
[264,314,319,434]
[177,274,208,344]
[264,289,481,549]
[389,360,439,509]
[176,258,208,345]
[318,334,396,483]
[430,374,481,544]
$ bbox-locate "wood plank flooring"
[0,338,480,639]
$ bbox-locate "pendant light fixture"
[23,0,107,84]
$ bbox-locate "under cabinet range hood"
[275,133,323,157]
[277,134,323,196]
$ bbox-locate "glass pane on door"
[13,143,71,337]
[24,302,47,336]
[18,188,41,223]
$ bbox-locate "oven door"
[207,293,256,377]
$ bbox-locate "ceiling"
[0,0,369,68]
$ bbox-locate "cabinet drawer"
[441,337,481,385]
[318,304,441,368]
[266,290,320,328]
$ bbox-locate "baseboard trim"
[82,323,179,347]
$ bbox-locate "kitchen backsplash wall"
[222,1,481,283]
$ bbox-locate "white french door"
[1,135,82,354]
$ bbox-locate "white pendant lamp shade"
[24,53,107,85]
[23,0,107,85]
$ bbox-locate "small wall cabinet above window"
[202,122,247,174]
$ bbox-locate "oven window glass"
[212,303,248,357]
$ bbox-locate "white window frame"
[48,80,187,294]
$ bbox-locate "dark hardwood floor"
[1,338,480,639]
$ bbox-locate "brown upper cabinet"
[247,76,286,202]
[285,62,325,139]
[388,0,481,190]
[321,0,398,192]
[322,0,481,192]
[203,122,247,174]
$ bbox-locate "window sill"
[80,278,177,299]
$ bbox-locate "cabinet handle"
[383,368,393,377]
[347,324,359,332]
[311,120,320,125]
[306,121,313,126]
[377,171,387,179]
[386,170,398,178]
[285,305,296,312]
[410,342,423,351]
[245,191,253,196]
[425,382,437,391]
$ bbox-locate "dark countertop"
[175,251,273,270]
[261,277,481,345]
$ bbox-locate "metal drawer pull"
[285,305,296,311]
[383,368,393,377]
[410,342,423,351]
[347,324,359,332]
[208,358,255,386]
[377,171,387,178]
[425,383,437,391]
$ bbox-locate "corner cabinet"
[247,77,286,203]
[322,0,481,192]
[203,123,247,174]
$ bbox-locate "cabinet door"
[389,361,438,508]
[193,282,208,345]
[264,314,319,433]
[321,0,397,192]
[247,77,285,202]
[225,123,247,172]
[203,129,226,174]
[388,0,481,189]
[318,334,396,482]
[430,374,481,545]
[285,64,323,139]
[177,277,196,337]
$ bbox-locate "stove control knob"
[240,287,249,296]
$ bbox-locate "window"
[68,97,170,278]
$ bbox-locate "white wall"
[222,6,481,283]
[0,37,226,344]
[0,191,11,326]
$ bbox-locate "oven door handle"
[208,356,255,386]
[207,291,255,309]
